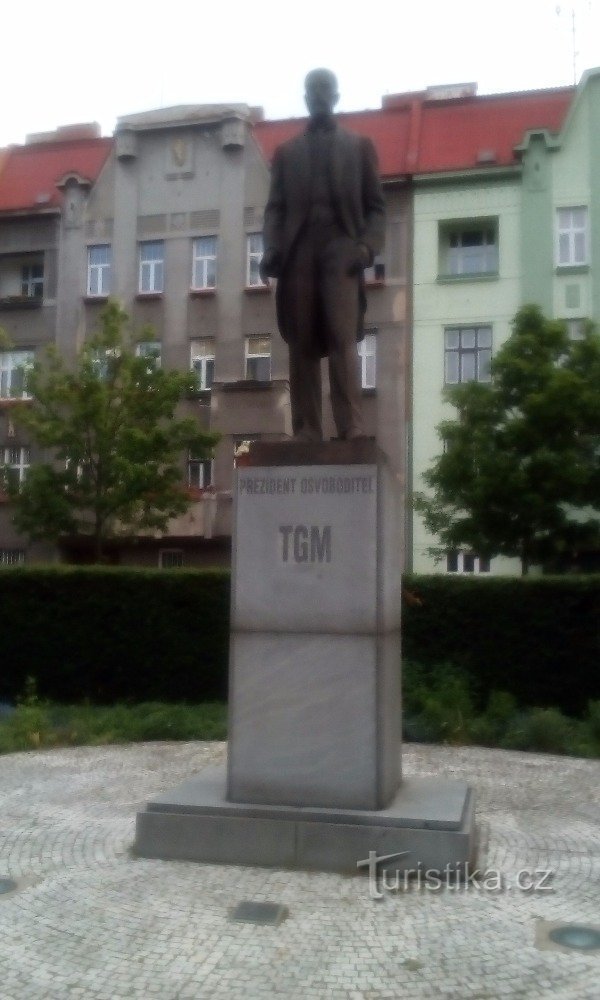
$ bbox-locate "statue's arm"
[360,138,386,261]
[261,147,286,279]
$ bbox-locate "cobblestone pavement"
[0,741,598,999]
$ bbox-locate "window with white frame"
[245,335,271,380]
[159,549,184,568]
[246,233,265,286]
[139,240,164,293]
[446,550,490,574]
[357,330,377,389]
[192,236,217,289]
[87,245,112,296]
[21,262,44,299]
[364,253,385,283]
[0,549,25,565]
[556,207,588,266]
[441,222,498,276]
[564,318,587,341]
[135,341,161,369]
[0,350,34,399]
[444,326,492,384]
[190,338,215,390]
[188,452,213,489]
[0,255,44,300]
[1,446,30,490]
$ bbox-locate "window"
[556,207,588,266]
[159,549,184,568]
[246,233,265,287]
[139,241,164,293]
[1,446,30,490]
[90,346,120,381]
[188,453,213,489]
[441,223,498,276]
[190,338,215,390]
[0,549,25,565]
[564,318,587,341]
[444,326,492,384]
[364,253,385,283]
[447,551,490,574]
[87,245,111,296]
[357,330,376,389]
[192,236,217,289]
[135,341,161,369]
[245,335,271,380]
[21,262,44,299]
[0,255,44,300]
[0,350,34,399]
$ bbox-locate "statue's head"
[304,68,339,119]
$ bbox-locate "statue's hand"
[259,248,282,282]
[346,242,372,276]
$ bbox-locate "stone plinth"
[228,440,401,811]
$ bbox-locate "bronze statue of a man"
[260,68,385,442]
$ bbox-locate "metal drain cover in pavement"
[549,925,600,952]
[230,901,289,926]
[0,878,17,895]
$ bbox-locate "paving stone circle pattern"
[0,741,598,999]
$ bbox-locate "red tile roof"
[253,86,574,179]
[0,137,112,213]
[254,106,412,179]
[415,88,573,173]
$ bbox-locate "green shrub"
[500,707,575,754]
[403,663,474,745]
[0,699,227,754]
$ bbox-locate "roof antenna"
[555,4,587,85]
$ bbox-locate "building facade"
[0,101,411,567]
[2,73,599,572]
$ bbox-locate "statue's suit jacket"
[263,123,386,352]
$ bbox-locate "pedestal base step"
[134,766,477,875]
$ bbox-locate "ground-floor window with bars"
[0,549,25,565]
[159,549,184,568]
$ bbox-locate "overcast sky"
[2,0,600,147]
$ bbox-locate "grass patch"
[0,691,227,754]
[1,669,598,759]
[402,661,600,758]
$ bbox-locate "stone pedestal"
[228,440,401,811]
[135,440,477,875]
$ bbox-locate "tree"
[414,305,600,575]
[6,301,218,562]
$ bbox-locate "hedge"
[0,569,598,714]
[402,574,600,716]
[0,567,230,705]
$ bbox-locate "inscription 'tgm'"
[279,525,332,563]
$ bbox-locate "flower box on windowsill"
[189,288,217,298]
[184,387,212,403]
[0,295,43,310]
[135,292,163,301]
[186,485,216,501]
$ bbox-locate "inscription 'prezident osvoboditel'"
[239,475,374,496]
